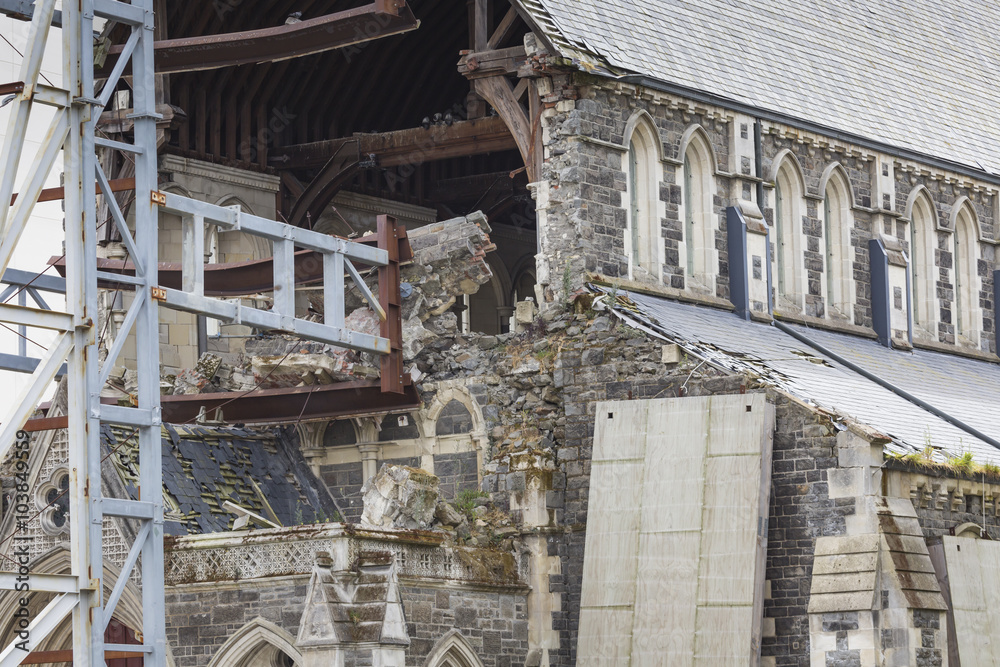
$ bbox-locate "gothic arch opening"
[208,618,302,667]
[624,112,663,281]
[772,153,806,311]
[680,126,717,292]
[822,166,855,321]
[907,188,939,338]
[952,201,981,343]
[424,631,485,667]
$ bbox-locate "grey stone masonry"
[401,586,529,667]
[763,401,851,667]
[166,579,309,667]
[433,452,479,501]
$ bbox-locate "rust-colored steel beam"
[22,414,70,432]
[24,379,421,430]
[158,378,421,424]
[378,215,404,394]
[11,177,134,205]
[0,81,24,96]
[50,229,413,297]
[97,1,419,75]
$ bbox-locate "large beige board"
[944,536,1000,665]
[577,394,774,666]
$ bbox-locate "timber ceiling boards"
[163,0,530,161]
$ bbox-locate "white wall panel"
[578,394,774,666]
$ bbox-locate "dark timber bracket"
[287,140,362,229]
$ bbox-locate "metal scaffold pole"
[0,0,165,664]
[0,1,397,662]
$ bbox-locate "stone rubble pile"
[157,211,497,395]
[359,464,518,549]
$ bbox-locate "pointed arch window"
[680,128,717,290]
[426,631,486,667]
[773,156,806,309]
[908,191,938,336]
[953,203,981,342]
[624,117,662,280]
[822,169,855,321]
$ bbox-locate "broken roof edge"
[514,0,1000,186]
[588,285,953,459]
[513,0,620,76]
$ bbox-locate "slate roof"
[103,424,337,535]
[607,289,1000,464]
[517,0,1000,175]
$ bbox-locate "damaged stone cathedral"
[3,0,1000,665]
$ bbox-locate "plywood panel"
[943,536,1000,666]
[593,399,649,461]
[577,608,635,667]
[706,393,768,457]
[631,532,700,666]
[698,455,762,606]
[641,402,706,534]
[578,396,774,667]
[580,461,644,608]
[693,605,755,667]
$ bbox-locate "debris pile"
[359,464,518,549]
[158,211,496,395]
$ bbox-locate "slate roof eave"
[600,287,1000,465]
[515,0,1000,185]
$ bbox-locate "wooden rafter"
[97,1,419,75]
[269,116,516,170]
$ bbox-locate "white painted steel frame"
[0,0,167,665]
[0,1,395,664]
[160,192,392,355]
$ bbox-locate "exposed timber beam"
[96,1,420,76]
[471,76,540,181]
[458,46,527,79]
[487,7,520,49]
[287,141,361,229]
[269,116,516,170]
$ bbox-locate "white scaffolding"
[0,1,394,664]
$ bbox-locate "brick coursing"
[433,451,479,501]
[166,580,308,667]
[402,587,529,667]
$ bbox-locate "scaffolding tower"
[0,1,398,664]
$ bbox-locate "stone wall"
[764,399,852,667]
[532,71,999,355]
[165,579,528,667]
[166,578,308,667]
[885,464,1000,538]
[401,586,529,667]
